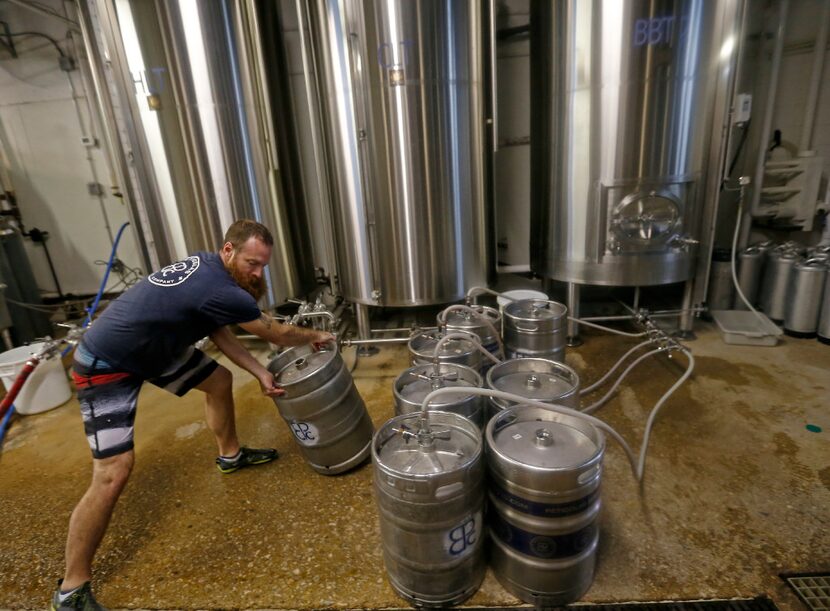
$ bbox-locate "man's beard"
[227,260,267,301]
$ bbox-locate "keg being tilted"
[503,299,568,362]
[408,332,482,372]
[393,362,484,428]
[373,411,485,607]
[485,405,605,606]
[267,342,373,474]
[486,358,580,422]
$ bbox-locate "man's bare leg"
[198,365,240,457]
[62,450,134,591]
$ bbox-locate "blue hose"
[0,222,131,450]
[0,405,14,448]
[83,221,132,329]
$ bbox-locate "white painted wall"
[0,1,142,299]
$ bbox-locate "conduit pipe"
[567,317,648,338]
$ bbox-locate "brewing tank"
[302,0,493,306]
[94,0,315,306]
[530,0,742,286]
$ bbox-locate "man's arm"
[238,311,334,347]
[209,326,283,397]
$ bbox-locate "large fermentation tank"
[301,0,493,306]
[88,0,315,307]
[530,0,742,286]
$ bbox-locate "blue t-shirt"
[82,251,261,378]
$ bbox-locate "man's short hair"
[223,219,274,250]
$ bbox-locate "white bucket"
[0,343,72,415]
[496,289,549,314]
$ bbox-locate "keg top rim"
[441,305,500,327]
[486,407,603,470]
[505,298,567,320]
[408,333,477,356]
[271,346,336,385]
[374,411,481,474]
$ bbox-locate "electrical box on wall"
[733,93,752,125]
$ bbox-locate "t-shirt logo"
[148,256,201,287]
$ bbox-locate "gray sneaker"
[50,581,108,611]
[215,446,279,473]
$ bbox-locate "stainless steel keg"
[503,299,568,362]
[485,405,605,606]
[408,332,482,372]
[784,258,828,338]
[707,248,734,311]
[373,411,485,607]
[268,343,374,475]
[393,363,484,429]
[760,250,800,322]
[439,305,502,361]
[807,244,830,262]
[780,240,807,256]
[486,358,580,422]
[818,269,830,344]
[735,246,765,310]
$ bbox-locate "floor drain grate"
[782,573,830,611]
[452,597,779,611]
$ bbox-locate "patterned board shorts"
[72,343,219,459]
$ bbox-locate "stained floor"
[0,318,828,610]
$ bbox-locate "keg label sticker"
[289,421,319,446]
[148,256,200,287]
[490,512,597,559]
[444,511,482,558]
[491,482,599,518]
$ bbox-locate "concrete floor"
[0,317,828,610]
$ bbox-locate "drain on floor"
[449,596,780,611]
[782,572,830,611]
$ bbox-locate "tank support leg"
[676,280,697,340]
[355,303,379,356]
[566,283,583,347]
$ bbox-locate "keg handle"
[392,423,452,447]
[406,371,459,384]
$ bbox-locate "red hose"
[0,357,40,421]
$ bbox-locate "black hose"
[0,23,66,57]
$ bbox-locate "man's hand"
[312,331,336,351]
[258,371,285,398]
